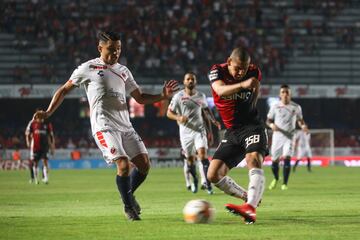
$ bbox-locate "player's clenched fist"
[33,110,49,120]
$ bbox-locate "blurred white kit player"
[267,84,307,190]
[168,73,219,194]
[293,129,312,172]
[268,101,303,161]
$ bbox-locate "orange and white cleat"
[225,203,256,224]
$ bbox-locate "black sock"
[29,162,34,179]
[283,159,291,185]
[271,161,279,180]
[130,168,147,193]
[116,175,132,207]
[307,158,311,171]
[188,163,198,183]
[293,160,300,171]
[200,159,211,189]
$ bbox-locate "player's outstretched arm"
[131,80,179,104]
[211,77,258,97]
[33,80,76,119]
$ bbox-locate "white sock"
[33,166,38,182]
[214,176,247,200]
[247,168,265,208]
[43,166,48,182]
[197,160,207,185]
[183,160,191,187]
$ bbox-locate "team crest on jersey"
[89,65,107,70]
[97,70,104,77]
[110,147,117,155]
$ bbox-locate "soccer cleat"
[201,183,207,190]
[186,185,191,191]
[268,179,278,190]
[34,179,39,185]
[281,184,288,190]
[131,195,141,215]
[124,205,141,221]
[29,179,34,184]
[225,203,256,224]
[42,179,49,184]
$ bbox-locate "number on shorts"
[245,134,260,148]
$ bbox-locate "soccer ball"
[183,199,215,224]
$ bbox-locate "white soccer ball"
[183,199,215,224]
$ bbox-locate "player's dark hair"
[281,84,290,89]
[98,31,121,42]
[230,47,250,62]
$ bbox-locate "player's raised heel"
[268,179,278,190]
[124,205,141,221]
[225,203,256,224]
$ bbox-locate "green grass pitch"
[1,166,359,240]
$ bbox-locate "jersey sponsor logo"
[245,134,260,148]
[89,65,108,70]
[220,91,252,101]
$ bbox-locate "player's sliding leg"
[208,160,247,201]
[115,157,140,221]
[307,157,312,172]
[183,159,191,190]
[129,153,150,215]
[269,160,279,190]
[293,159,300,172]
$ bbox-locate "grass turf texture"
[1,167,359,240]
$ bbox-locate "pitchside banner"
[2,84,360,98]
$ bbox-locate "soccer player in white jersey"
[293,129,312,172]
[167,73,220,194]
[267,84,308,190]
[33,31,179,221]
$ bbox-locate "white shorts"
[93,130,148,164]
[296,147,312,159]
[271,132,293,160]
[180,130,207,157]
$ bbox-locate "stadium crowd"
[1,0,357,84]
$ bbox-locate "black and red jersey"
[208,63,262,129]
[26,120,53,152]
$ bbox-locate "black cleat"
[201,183,207,190]
[124,205,141,221]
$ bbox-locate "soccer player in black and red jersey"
[25,114,55,184]
[207,48,268,224]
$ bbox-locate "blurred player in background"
[25,113,55,184]
[33,31,179,221]
[293,129,312,172]
[267,84,308,190]
[206,48,268,224]
[167,73,220,194]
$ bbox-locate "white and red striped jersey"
[69,58,139,134]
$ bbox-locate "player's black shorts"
[212,125,269,169]
[31,150,48,162]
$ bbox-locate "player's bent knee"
[245,152,263,169]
